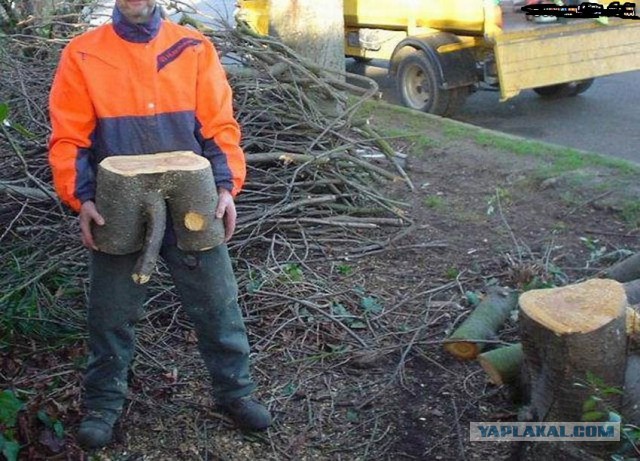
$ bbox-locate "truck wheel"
[533,79,595,98]
[397,50,467,116]
[571,78,594,96]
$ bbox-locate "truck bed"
[495,6,640,99]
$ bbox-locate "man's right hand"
[79,201,105,250]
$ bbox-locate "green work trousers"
[84,244,255,415]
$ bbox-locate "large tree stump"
[479,306,640,387]
[518,279,627,458]
[520,279,627,422]
[93,151,225,284]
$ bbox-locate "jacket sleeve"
[48,44,98,213]
[195,37,246,196]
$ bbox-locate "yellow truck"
[237,0,640,115]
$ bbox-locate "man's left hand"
[215,188,237,242]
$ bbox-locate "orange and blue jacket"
[49,6,245,213]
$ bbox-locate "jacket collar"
[112,5,162,43]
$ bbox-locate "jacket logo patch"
[157,38,202,71]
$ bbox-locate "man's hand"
[79,201,105,250]
[216,188,237,242]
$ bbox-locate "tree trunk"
[93,151,225,284]
[444,286,518,360]
[268,0,345,76]
[520,279,627,422]
[478,306,640,387]
[518,279,627,458]
[17,0,55,20]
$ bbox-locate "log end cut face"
[184,212,207,231]
[443,341,479,361]
[100,151,209,176]
[519,279,627,335]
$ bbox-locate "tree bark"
[518,279,628,458]
[16,0,55,21]
[478,306,640,387]
[478,343,523,386]
[268,0,345,76]
[93,151,225,284]
[131,191,166,285]
[624,279,640,305]
[603,252,640,283]
[444,286,518,360]
[623,354,640,426]
[519,279,627,423]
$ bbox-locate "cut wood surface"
[627,306,640,337]
[478,343,523,386]
[520,278,627,335]
[93,151,225,284]
[100,151,211,175]
[444,286,518,360]
[519,279,627,423]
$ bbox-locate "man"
[48,0,271,450]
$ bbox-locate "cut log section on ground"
[444,286,518,360]
[603,252,640,283]
[478,343,523,386]
[93,151,225,284]
[519,279,627,423]
[624,279,640,305]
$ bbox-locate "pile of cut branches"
[0,12,425,459]
[0,18,413,326]
[214,23,414,257]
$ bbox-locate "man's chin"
[123,6,154,23]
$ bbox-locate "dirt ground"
[120,113,636,460]
[7,103,640,461]
[341,113,639,461]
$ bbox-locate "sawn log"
[93,151,225,284]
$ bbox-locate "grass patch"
[473,132,638,177]
[423,194,446,209]
[444,124,474,140]
[622,200,640,228]
[358,98,637,176]
[356,99,640,227]
[453,208,491,225]
[374,127,440,156]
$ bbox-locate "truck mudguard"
[389,32,477,90]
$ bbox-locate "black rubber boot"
[220,396,272,431]
[76,410,119,449]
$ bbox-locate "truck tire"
[533,79,595,98]
[396,50,468,116]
